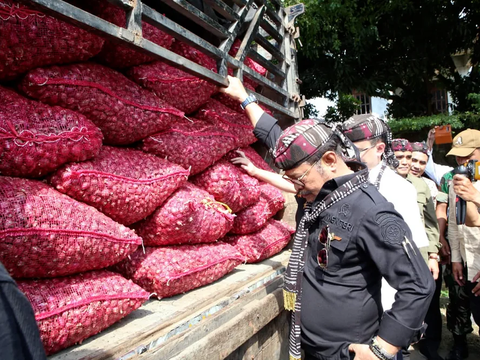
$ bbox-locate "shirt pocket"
[416,193,427,222]
[325,236,350,273]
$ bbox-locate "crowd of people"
[221,76,480,360]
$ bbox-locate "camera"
[453,159,480,182]
[453,160,479,224]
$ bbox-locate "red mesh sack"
[223,146,273,172]
[222,219,294,263]
[0,177,142,279]
[113,243,243,298]
[19,62,184,145]
[17,270,149,355]
[140,120,238,175]
[191,159,260,213]
[129,61,217,114]
[134,183,234,246]
[0,0,104,80]
[196,99,256,147]
[230,183,285,234]
[171,40,217,73]
[0,86,103,178]
[229,39,267,77]
[49,146,189,226]
[88,0,174,69]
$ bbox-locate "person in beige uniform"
[447,130,480,335]
[411,141,439,207]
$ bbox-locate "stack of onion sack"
[17,271,149,355]
[128,60,217,114]
[0,0,104,80]
[49,146,189,225]
[134,182,234,246]
[85,0,174,69]
[222,219,295,263]
[112,243,243,299]
[0,177,142,279]
[191,159,261,213]
[140,120,238,175]
[0,86,103,178]
[19,62,185,145]
[195,99,256,147]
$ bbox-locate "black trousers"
[421,266,443,345]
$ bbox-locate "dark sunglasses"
[317,225,332,269]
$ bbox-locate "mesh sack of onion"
[17,270,149,355]
[19,62,184,145]
[134,182,234,246]
[0,177,142,279]
[222,219,295,263]
[0,0,103,80]
[112,243,243,298]
[49,146,189,225]
[0,86,102,178]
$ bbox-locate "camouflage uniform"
[440,171,473,336]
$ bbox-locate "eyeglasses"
[317,225,332,269]
[282,159,320,187]
[357,144,376,153]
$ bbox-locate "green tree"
[287,0,480,117]
[323,94,360,123]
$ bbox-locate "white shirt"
[369,163,429,310]
[425,150,454,186]
[448,181,480,281]
[370,164,429,248]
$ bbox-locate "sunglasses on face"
[317,225,332,269]
[282,159,320,187]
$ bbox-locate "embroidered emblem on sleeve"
[375,213,405,244]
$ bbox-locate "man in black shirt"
[0,262,47,360]
[220,77,435,360]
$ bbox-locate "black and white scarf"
[284,169,369,360]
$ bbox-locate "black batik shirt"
[301,172,434,360]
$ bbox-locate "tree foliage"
[287,0,480,117]
[323,94,360,123]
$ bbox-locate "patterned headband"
[392,138,413,152]
[273,119,359,170]
[411,141,429,155]
[342,114,399,169]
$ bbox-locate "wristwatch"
[240,94,258,110]
[429,253,440,262]
[369,337,396,360]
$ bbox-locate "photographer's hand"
[453,174,480,206]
